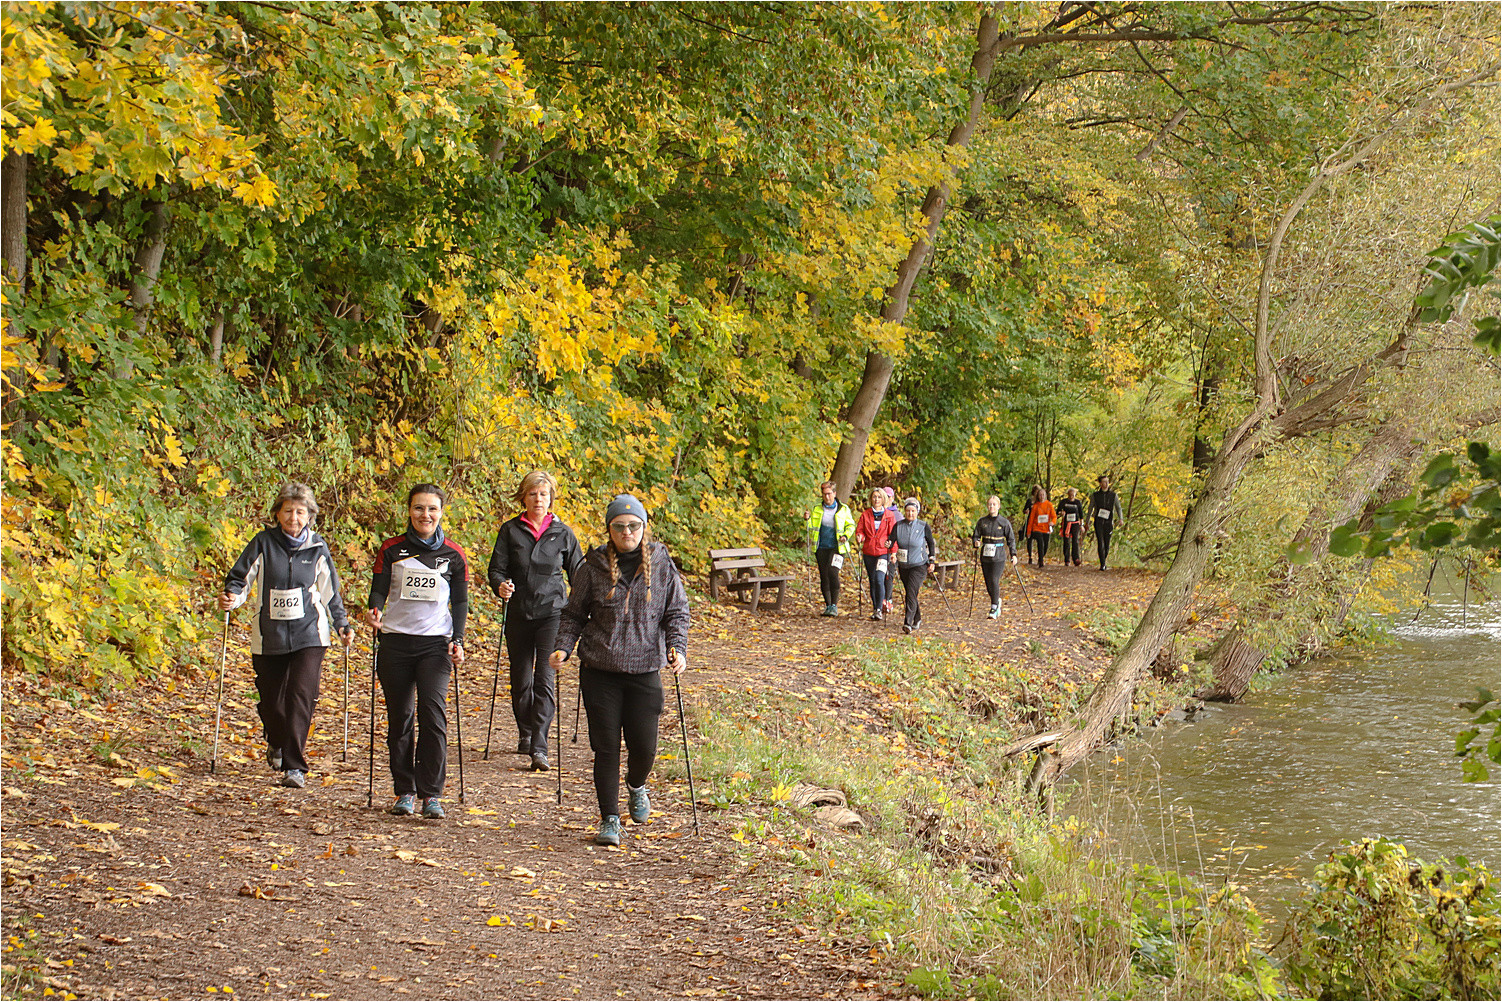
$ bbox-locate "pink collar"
[519,512,553,540]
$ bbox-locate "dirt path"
[1,560,1181,1000]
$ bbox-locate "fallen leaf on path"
[136,881,171,898]
[237,882,272,900]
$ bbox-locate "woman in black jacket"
[486,470,584,772]
[220,482,353,790]
[550,494,690,847]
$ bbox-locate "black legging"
[1061,524,1082,565]
[580,665,664,820]
[980,558,1005,605]
[506,612,559,756]
[252,646,324,774]
[899,564,927,627]
[1029,531,1051,564]
[376,634,450,799]
[1095,519,1113,569]
[862,553,888,612]
[816,547,841,606]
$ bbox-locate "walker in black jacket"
[486,476,584,770]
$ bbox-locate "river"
[1074,574,1501,909]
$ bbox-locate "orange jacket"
[1026,500,1057,535]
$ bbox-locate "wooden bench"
[708,547,791,613]
[931,560,964,593]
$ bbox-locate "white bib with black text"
[269,587,304,621]
[399,565,442,602]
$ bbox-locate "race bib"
[830,553,844,570]
[875,559,888,574]
[1065,513,1078,522]
[399,565,442,602]
[1097,509,1112,520]
[981,543,997,558]
[1037,514,1050,524]
[269,588,304,621]
[896,548,908,563]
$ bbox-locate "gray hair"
[269,481,319,524]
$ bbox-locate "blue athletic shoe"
[627,784,651,824]
[389,794,416,816]
[596,815,622,846]
[421,797,445,820]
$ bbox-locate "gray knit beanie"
[605,493,649,529]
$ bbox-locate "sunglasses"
[609,520,645,534]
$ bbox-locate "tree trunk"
[123,200,171,377]
[830,10,1001,498]
[1030,424,1263,787]
[1192,353,1221,473]
[209,313,225,366]
[2,153,25,297]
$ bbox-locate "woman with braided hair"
[551,494,691,847]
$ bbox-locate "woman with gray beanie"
[890,497,936,635]
[220,482,353,789]
[550,494,691,847]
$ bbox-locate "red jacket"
[1025,500,1057,535]
[855,507,898,556]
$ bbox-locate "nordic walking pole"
[483,599,507,760]
[554,664,563,805]
[672,664,699,837]
[451,652,465,805]
[210,611,230,775]
[367,630,379,808]
[1011,560,1036,614]
[932,565,957,620]
[968,546,979,618]
[341,636,350,762]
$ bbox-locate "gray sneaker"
[281,769,306,789]
[627,784,651,824]
[595,815,622,846]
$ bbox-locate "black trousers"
[507,613,559,756]
[980,558,1005,605]
[898,564,927,627]
[816,547,842,605]
[1095,520,1113,568]
[1061,523,1083,565]
[862,554,888,612]
[377,634,451,799]
[1028,531,1051,563]
[581,666,664,820]
[252,646,324,773]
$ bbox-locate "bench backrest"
[709,547,768,574]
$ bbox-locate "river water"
[1074,576,1501,909]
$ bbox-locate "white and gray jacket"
[224,528,351,656]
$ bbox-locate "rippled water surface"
[1075,579,1501,906]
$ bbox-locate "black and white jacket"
[368,529,470,645]
[972,514,1017,561]
[223,528,351,656]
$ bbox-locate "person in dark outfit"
[1087,475,1126,570]
[891,497,936,635]
[551,495,691,847]
[1058,487,1086,567]
[221,482,353,790]
[367,484,470,820]
[487,470,584,772]
[971,495,1018,620]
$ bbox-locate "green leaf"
[1327,523,1365,558]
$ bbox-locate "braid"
[641,527,653,606]
[608,542,623,612]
